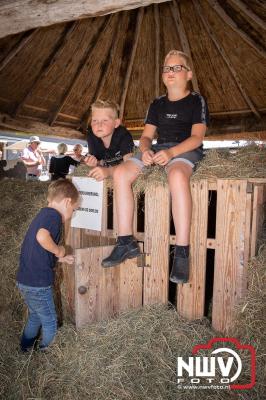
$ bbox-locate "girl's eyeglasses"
[162,65,190,73]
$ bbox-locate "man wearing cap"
[21,136,46,181]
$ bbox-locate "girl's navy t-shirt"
[17,207,62,287]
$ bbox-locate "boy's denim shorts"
[128,142,203,170]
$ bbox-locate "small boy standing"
[85,99,134,181]
[102,50,209,284]
[16,179,79,352]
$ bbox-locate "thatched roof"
[0,0,265,140]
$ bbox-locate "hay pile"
[0,179,265,400]
[74,144,266,193]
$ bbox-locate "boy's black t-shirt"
[87,125,134,167]
[145,92,209,146]
[49,155,79,180]
[17,208,62,287]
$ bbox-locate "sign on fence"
[71,177,103,231]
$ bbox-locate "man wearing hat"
[21,136,46,181]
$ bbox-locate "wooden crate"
[62,178,265,333]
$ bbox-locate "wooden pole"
[170,0,200,92]
[154,3,160,98]
[13,21,78,118]
[47,16,110,126]
[0,29,38,73]
[79,13,120,132]
[230,0,266,31]
[143,183,170,305]
[206,0,266,59]
[119,8,144,122]
[192,0,261,120]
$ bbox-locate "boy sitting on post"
[102,50,209,284]
[85,99,134,180]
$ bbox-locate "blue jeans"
[17,282,57,349]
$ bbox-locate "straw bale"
[74,144,266,193]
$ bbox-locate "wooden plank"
[61,220,75,320]
[176,180,208,319]
[212,180,249,333]
[143,184,170,304]
[154,3,160,98]
[0,0,169,39]
[250,185,265,257]
[75,245,143,328]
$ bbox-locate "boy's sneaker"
[101,238,141,268]
[170,255,190,284]
[20,334,37,353]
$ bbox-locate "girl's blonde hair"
[164,50,191,70]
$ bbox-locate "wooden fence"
[62,177,266,334]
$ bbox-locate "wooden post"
[143,184,170,304]
[212,180,250,333]
[250,184,265,257]
[177,180,209,319]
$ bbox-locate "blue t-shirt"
[17,207,62,287]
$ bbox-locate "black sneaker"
[170,255,189,283]
[101,239,141,268]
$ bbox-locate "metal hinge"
[137,253,151,268]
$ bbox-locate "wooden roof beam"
[170,0,200,92]
[79,13,120,131]
[0,0,170,39]
[206,0,266,59]
[13,21,78,118]
[154,3,160,98]
[192,0,261,120]
[0,29,38,73]
[119,8,144,121]
[48,16,111,126]
[229,0,266,31]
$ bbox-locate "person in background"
[49,143,79,181]
[85,99,134,181]
[68,143,84,175]
[21,136,46,181]
[16,179,79,352]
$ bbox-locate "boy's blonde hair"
[57,143,67,154]
[91,99,120,119]
[47,179,79,203]
[164,50,191,70]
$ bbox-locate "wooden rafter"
[0,0,169,39]
[119,8,144,121]
[229,0,266,31]
[207,0,266,59]
[48,16,111,126]
[170,0,199,92]
[192,0,261,120]
[154,3,160,98]
[79,13,120,131]
[0,29,38,73]
[13,21,78,118]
